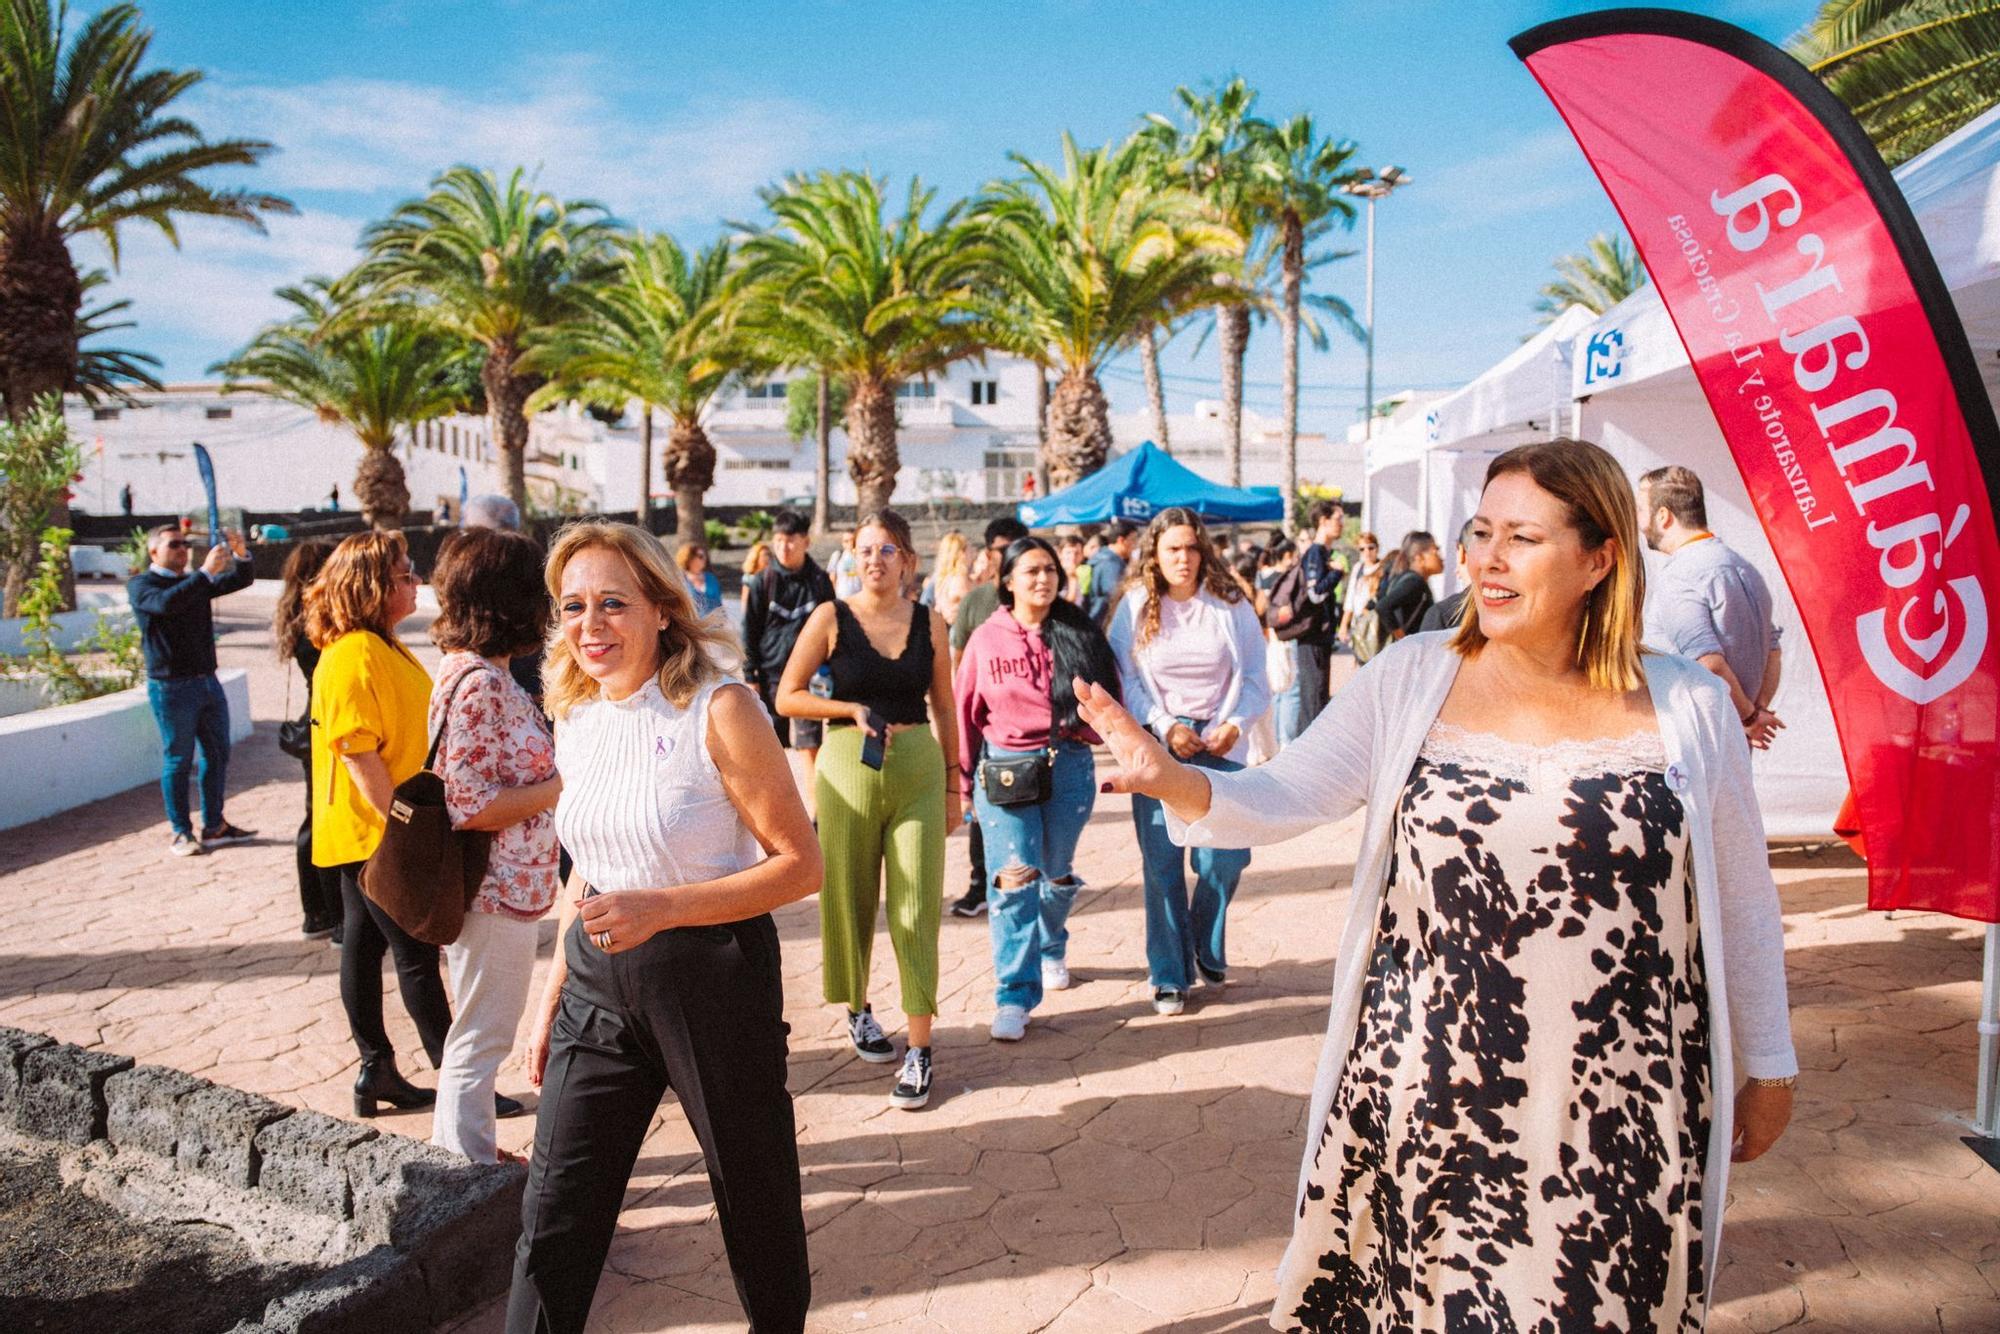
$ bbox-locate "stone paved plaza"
[3,585,1997,1332]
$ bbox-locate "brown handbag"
[361,672,493,946]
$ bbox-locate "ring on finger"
[595,931,612,949]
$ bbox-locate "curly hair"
[1128,507,1244,647]
[430,527,551,659]
[542,522,740,721]
[305,530,412,651]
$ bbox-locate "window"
[92,407,120,421]
[205,406,233,420]
[970,380,999,406]
[983,445,1038,500]
[895,381,935,400]
[744,381,788,401]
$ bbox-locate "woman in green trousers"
[778,509,961,1109]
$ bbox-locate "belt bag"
[361,672,493,946]
[982,746,1055,808]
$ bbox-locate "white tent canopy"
[1565,102,2000,841]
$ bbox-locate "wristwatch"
[1744,1074,1797,1089]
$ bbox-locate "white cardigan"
[1106,585,1272,765]
[1171,632,1797,1298]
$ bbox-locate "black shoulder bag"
[980,654,1059,809]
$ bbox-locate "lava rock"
[245,1245,430,1334]
[346,1137,526,1320]
[255,1111,376,1218]
[17,1042,133,1145]
[0,1026,55,1120]
[179,1084,293,1188]
[104,1064,209,1161]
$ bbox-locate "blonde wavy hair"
[542,522,739,720]
[305,530,414,652]
[931,530,967,586]
[1449,438,1646,692]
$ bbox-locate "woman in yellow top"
[308,530,452,1116]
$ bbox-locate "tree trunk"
[1219,302,1250,489]
[481,338,534,515]
[844,376,899,513]
[813,373,831,535]
[1138,324,1171,453]
[1281,213,1304,534]
[665,417,717,546]
[638,403,653,526]
[1033,368,1051,497]
[354,443,411,531]
[1045,367,1112,489]
[0,218,82,610]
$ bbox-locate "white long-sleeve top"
[1170,631,1796,1300]
[1106,585,1271,765]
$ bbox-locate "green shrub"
[703,518,731,551]
[7,527,144,705]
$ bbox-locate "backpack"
[1266,563,1335,643]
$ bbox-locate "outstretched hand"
[1075,677,1181,801]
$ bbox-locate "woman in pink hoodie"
[956,536,1121,1042]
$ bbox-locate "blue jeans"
[974,741,1096,1012]
[147,674,231,837]
[1133,753,1251,992]
[1272,645,1303,750]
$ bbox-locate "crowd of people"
[122,439,1796,1333]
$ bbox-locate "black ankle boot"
[353,1056,435,1117]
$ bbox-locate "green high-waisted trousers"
[815,721,945,1016]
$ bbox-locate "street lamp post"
[1343,166,1411,442]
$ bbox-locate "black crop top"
[827,600,933,725]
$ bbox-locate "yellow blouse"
[310,630,433,867]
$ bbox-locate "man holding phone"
[128,524,257,856]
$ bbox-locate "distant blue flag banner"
[192,441,221,545]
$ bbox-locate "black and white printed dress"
[1282,721,1713,1333]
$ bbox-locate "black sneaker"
[889,1046,932,1110]
[1195,960,1228,987]
[495,1093,527,1119]
[847,1007,897,1063]
[302,917,337,941]
[949,889,987,918]
[199,821,256,847]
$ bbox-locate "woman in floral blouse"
[428,527,563,1162]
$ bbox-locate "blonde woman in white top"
[1080,440,1794,1333]
[507,522,820,1334]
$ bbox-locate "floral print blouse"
[429,653,559,920]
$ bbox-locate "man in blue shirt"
[1289,500,1349,731]
[1639,466,1784,749]
[127,524,257,856]
[1081,519,1138,626]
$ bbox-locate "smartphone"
[860,710,889,770]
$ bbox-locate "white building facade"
[66,354,1363,520]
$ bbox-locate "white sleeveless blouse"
[553,677,764,893]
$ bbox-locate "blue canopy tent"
[1017,441,1285,527]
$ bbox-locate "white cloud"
[187,67,933,225]
[1412,130,1600,231]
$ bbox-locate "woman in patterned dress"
[1079,438,1796,1332]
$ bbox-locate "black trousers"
[334,862,452,1067]
[295,759,342,932]
[506,909,809,1334]
[1295,641,1334,730]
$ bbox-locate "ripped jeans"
[973,741,1097,1012]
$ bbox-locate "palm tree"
[1793,0,2000,166]
[1248,113,1363,516]
[1146,79,1264,485]
[729,171,987,512]
[528,232,734,544]
[354,166,619,514]
[0,0,290,605]
[975,133,1242,487]
[212,279,464,530]
[1535,232,1648,321]
[72,269,162,406]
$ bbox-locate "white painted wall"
[0,667,253,831]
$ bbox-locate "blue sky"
[104,0,1809,437]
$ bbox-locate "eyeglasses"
[856,544,902,561]
[162,540,189,550]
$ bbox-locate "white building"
[66,354,1364,520]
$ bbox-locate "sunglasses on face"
[162,540,190,551]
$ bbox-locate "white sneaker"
[1152,988,1186,1016]
[1041,958,1071,991]
[990,1005,1029,1042]
[169,833,204,858]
